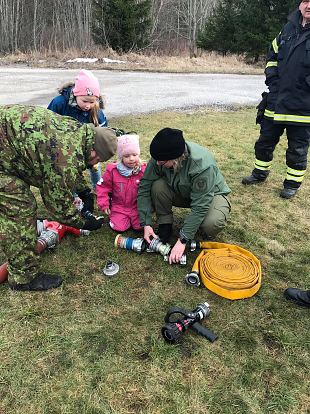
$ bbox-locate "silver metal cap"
[102,261,120,277]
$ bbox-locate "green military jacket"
[137,141,231,240]
[0,105,96,227]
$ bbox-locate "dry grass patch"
[0,48,264,74]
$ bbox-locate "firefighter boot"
[284,288,310,307]
[242,170,269,185]
[9,272,63,291]
[279,187,298,199]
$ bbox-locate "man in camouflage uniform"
[0,105,117,291]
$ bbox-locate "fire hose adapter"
[188,241,262,300]
[102,260,119,278]
[184,271,200,287]
[115,234,146,254]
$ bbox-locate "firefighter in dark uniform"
[242,0,310,199]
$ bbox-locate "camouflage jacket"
[0,105,97,227]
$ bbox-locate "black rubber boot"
[158,223,172,243]
[242,174,267,185]
[284,288,310,307]
[9,272,63,291]
[279,187,298,199]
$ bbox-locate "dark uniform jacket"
[264,9,310,125]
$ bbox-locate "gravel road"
[0,67,265,117]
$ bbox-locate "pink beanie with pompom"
[117,134,140,160]
[72,69,100,98]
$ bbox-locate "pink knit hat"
[72,69,100,98]
[117,134,140,160]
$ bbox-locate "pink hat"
[117,134,140,160]
[72,70,100,98]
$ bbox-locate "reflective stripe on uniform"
[264,109,274,118]
[254,159,272,171]
[272,38,278,53]
[274,113,310,123]
[286,167,306,182]
[266,61,278,68]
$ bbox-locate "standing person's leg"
[0,173,62,291]
[199,195,231,239]
[131,212,143,231]
[242,118,285,184]
[89,163,101,190]
[280,125,310,199]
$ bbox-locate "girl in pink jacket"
[96,134,146,232]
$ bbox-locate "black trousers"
[253,118,310,188]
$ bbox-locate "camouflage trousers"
[0,172,39,284]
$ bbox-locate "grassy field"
[0,108,309,414]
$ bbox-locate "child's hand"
[73,197,83,211]
[103,208,111,215]
[143,225,158,244]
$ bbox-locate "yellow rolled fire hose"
[190,242,262,300]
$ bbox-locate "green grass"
[0,108,309,414]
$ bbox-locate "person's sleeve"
[180,167,217,240]
[47,95,66,115]
[98,110,108,127]
[96,167,113,211]
[137,160,159,226]
[265,33,281,93]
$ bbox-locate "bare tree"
[0,0,217,54]
[150,0,216,56]
[0,0,93,53]
[177,0,216,57]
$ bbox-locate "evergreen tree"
[198,0,299,60]
[92,0,151,52]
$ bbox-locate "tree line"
[0,0,300,59]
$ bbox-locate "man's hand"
[256,92,268,125]
[143,225,158,244]
[82,216,104,231]
[169,239,186,264]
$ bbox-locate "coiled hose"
[191,242,262,300]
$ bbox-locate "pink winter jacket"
[96,162,146,214]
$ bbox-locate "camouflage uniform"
[0,105,102,285]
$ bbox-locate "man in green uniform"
[137,128,231,264]
[0,105,117,291]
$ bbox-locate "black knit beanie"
[150,128,185,161]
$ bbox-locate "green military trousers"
[0,173,39,284]
[151,178,231,238]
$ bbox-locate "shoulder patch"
[193,178,208,192]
